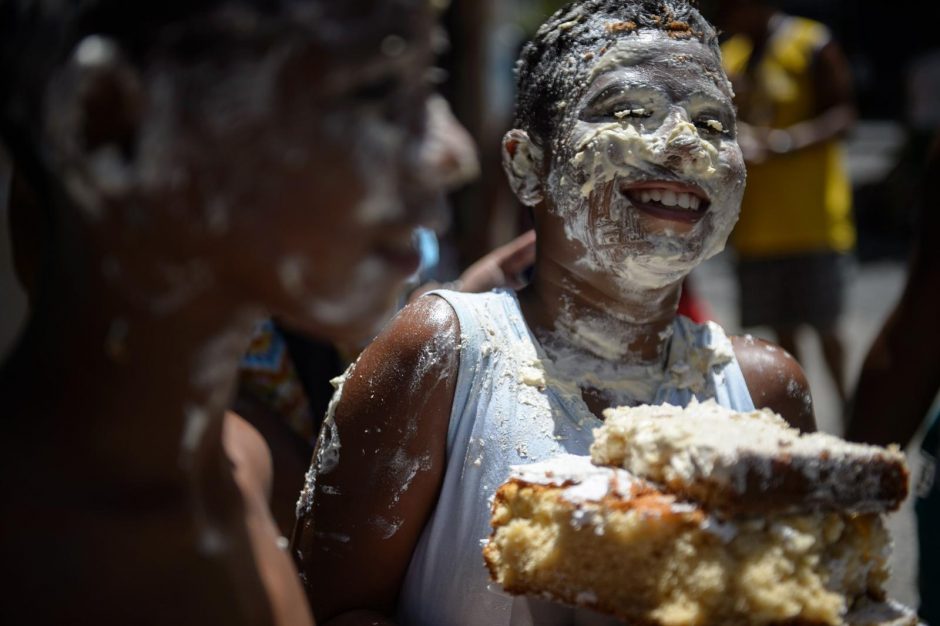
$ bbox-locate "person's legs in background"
[803,252,852,408]
[819,326,848,405]
[739,251,851,420]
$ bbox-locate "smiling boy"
[292,1,815,625]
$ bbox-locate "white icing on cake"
[592,399,908,510]
[509,454,642,505]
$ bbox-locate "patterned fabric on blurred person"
[239,319,314,442]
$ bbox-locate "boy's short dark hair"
[514,0,722,149]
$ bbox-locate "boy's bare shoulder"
[730,334,817,432]
[377,294,460,355]
[340,295,460,413]
[359,294,458,372]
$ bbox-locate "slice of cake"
[591,400,909,516]
[483,455,891,626]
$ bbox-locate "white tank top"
[396,289,755,625]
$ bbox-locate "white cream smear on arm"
[296,372,348,520]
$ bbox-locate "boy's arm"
[291,296,460,624]
[732,336,817,432]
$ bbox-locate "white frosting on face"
[545,31,746,293]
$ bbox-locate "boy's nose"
[662,112,712,173]
[664,112,699,156]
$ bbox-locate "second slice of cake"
[591,400,909,516]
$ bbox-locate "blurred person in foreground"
[846,136,940,626]
[712,0,858,410]
[0,0,475,624]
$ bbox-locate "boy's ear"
[501,129,544,207]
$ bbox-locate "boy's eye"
[695,117,728,135]
[614,108,653,120]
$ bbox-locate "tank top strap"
[659,316,756,412]
[425,289,528,452]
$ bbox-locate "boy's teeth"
[630,188,703,211]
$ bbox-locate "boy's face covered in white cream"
[543,30,746,293]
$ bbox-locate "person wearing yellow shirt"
[712,0,858,408]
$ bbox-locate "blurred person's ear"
[44,35,145,209]
[502,129,544,207]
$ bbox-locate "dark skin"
[293,29,816,625]
[0,2,472,624]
